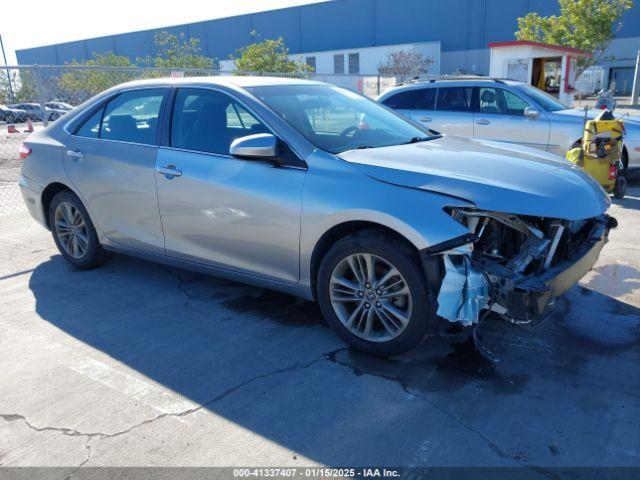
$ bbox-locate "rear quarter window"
[381,90,420,110]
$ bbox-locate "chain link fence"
[0,65,410,216]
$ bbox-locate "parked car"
[46,101,74,112]
[0,104,29,123]
[19,77,615,356]
[9,102,67,121]
[377,78,640,172]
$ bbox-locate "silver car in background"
[20,77,614,357]
[378,79,640,171]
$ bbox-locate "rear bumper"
[496,215,614,321]
[19,174,46,227]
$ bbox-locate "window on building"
[334,54,344,74]
[170,88,269,155]
[435,87,472,112]
[306,56,316,72]
[348,53,359,74]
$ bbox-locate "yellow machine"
[566,110,626,199]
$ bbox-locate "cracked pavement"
[0,188,639,473]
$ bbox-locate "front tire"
[317,230,434,357]
[49,191,108,269]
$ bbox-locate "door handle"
[66,149,84,159]
[419,116,432,123]
[476,119,491,125]
[155,164,182,177]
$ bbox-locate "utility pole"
[631,50,640,106]
[0,34,15,103]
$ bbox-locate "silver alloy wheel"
[54,201,89,259]
[329,253,413,343]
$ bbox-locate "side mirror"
[524,107,540,119]
[230,133,278,160]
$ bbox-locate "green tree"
[138,31,215,70]
[232,31,312,74]
[515,0,634,74]
[58,52,135,101]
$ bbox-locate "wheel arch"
[41,182,76,230]
[309,220,419,301]
[622,145,629,171]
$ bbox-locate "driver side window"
[170,88,269,155]
[479,87,530,116]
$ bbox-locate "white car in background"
[378,79,640,172]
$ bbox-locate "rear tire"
[317,229,434,357]
[49,191,108,269]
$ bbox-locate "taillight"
[608,165,617,180]
[19,143,32,160]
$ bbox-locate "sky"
[0,0,329,65]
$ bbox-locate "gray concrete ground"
[0,185,639,474]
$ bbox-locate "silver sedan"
[378,79,640,171]
[20,77,614,356]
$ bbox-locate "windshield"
[247,84,437,153]
[516,85,569,111]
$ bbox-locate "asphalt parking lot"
[1,176,639,473]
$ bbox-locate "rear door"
[429,86,474,137]
[64,88,168,254]
[473,87,550,150]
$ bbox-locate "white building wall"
[296,42,441,75]
[219,41,441,76]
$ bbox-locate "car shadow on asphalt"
[27,254,640,467]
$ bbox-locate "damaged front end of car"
[422,208,618,326]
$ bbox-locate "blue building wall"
[15,0,640,73]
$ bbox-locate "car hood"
[339,135,610,221]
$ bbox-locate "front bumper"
[494,215,614,321]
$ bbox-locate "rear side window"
[415,88,436,110]
[74,89,166,144]
[170,88,269,155]
[75,108,103,138]
[382,90,420,110]
[436,87,472,112]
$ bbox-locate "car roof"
[111,75,326,91]
[379,78,527,97]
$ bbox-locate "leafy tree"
[233,31,311,74]
[57,53,135,102]
[515,0,634,74]
[378,49,434,76]
[138,31,215,70]
[0,70,18,103]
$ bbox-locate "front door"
[155,88,305,283]
[64,88,168,254]
[473,87,550,151]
